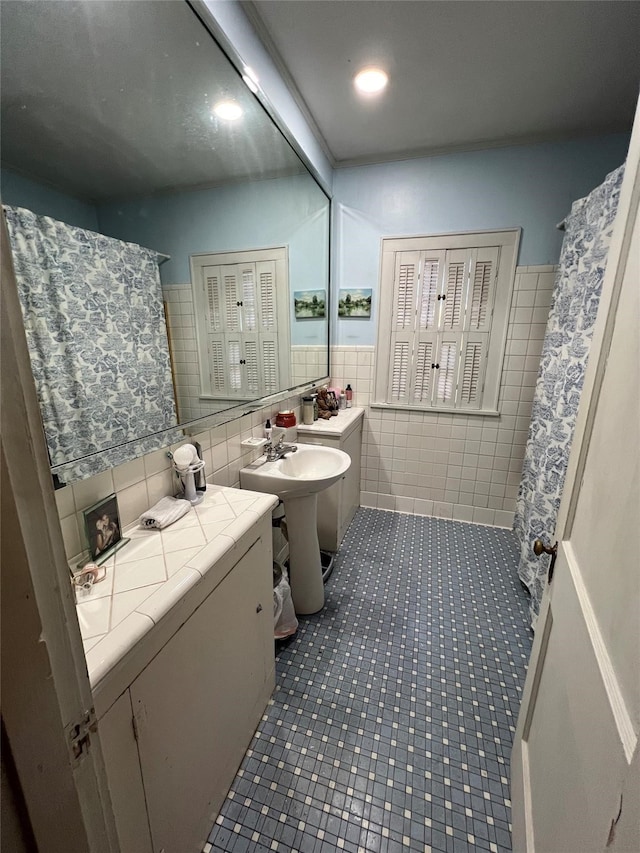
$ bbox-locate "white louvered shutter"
[387,252,419,404]
[256,261,278,332]
[226,337,243,393]
[408,250,445,404]
[240,263,258,332]
[208,335,226,394]
[392,252,419,330]
[388,340,412,404]
[260,335,279,394]
[417,252,445,330]
[221,265,242,332]
[466,247,499,332]
[411,338,436,404]
[441,250,468,331]
[458,332,489,409]
[434,334,460,406]
[454,247,497,408]
[243,338,260,395]
[203,266,223,332]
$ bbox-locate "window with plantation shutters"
[376,230,520,414]
[191,247,290,401]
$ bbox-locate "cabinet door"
[130,539,274,853]
[98,691,153,853]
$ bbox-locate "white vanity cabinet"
[297,407,364,551]
[88,490,277,853]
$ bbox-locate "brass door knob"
[533,539,558,583]
[533,539,556,557]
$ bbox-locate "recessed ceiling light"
[354,67,388,94]
[213,100,243,120]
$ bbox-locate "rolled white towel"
[139,496,191,530]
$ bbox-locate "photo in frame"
[338,288,372,318]
[294,289,326,319]
[83,493,128,563]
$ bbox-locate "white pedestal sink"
[240,444,351,614]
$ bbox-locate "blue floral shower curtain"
[514,165,624,627]
[4,205,178,483]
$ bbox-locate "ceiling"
[244,0,640,167]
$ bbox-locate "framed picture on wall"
[294,289,326,319]
[338,288,372,318]
[83,493,128,563]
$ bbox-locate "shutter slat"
[257,261,277,331]
[413,340,434,403]
[244,340,260,393]
[227,339,242,391]
[204,267,222,333]
[441,251,468,330]
[466,247,499,332]
[261,338,278,394]
[389,340,411,403]
[222,267,241,331]
[209,338,226,393]
[241,265,257,331]
[393,252,420,330]
[435,335,461,404]
[418,253,445,330]
[458,332,489,409]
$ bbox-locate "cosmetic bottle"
[345,384,353,407]
[264,418,272,440]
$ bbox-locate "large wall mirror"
[0,0,329,484]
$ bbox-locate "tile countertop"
[296,406,364,437]
[75,486,278,689]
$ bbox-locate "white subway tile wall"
[55,396,304,565]
[330,266,556,528]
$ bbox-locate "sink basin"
[240,443,350,499]
[240,443,351,615]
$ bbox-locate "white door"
[510,103,640,852]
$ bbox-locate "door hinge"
[68,708,98,762]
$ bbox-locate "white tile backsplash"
[55,393,305,563]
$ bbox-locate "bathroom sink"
[240,443,350,499]
[240,443,351,615]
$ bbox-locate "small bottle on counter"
[345,384,353,407]
[264,418,272,440]
[302,396,315,425]
[339,391,346,409]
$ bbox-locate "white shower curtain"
[4,205,178,483]
[513,165,624,627]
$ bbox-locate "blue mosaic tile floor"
[207,508,532,853]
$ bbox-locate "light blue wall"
[332,133,630,346]
[97,174,329,345]
[1,167,99,231]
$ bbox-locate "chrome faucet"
[265,435,298,462]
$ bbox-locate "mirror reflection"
[0,0,329,483]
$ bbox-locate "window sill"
[370,402,500,417]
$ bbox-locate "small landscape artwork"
[338,288,372,319]
[294,289,326,319]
